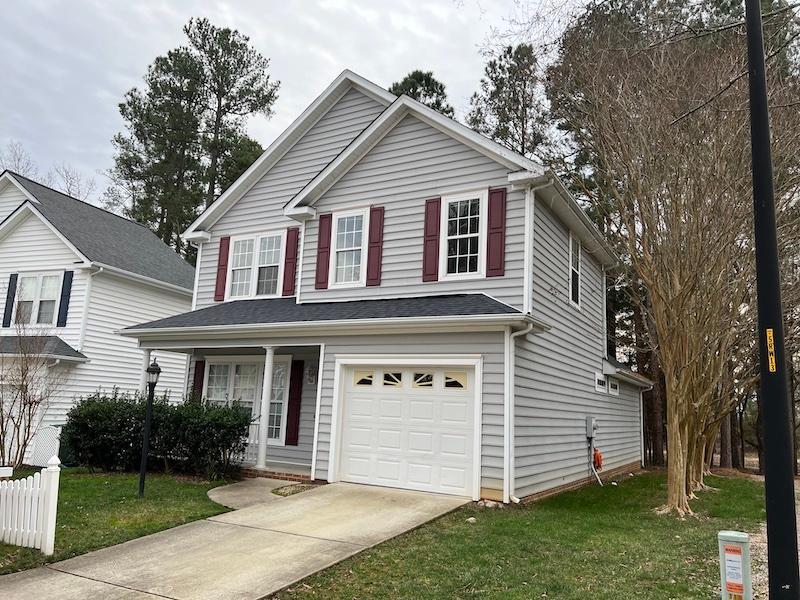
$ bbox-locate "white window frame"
[595,371,607,393]
[11,271,63,328]
[569,232,581,309]
[224,230,286,301]
[608,376,620,396]
[328,207,369,289]
[202,354,292,446]
[439,189,488,281]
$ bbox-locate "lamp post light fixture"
[138,358,161,499]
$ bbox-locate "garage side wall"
[313,331,506,496]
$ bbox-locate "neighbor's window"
[595,372,607,393]
[15,273,61,326]
[569,234,581,307]
[608,377,620,396]
[442,191,486,277]
[227,232,284,299]
[332,210,367,285]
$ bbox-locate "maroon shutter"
[486,188,507,277]
[315,214,332,289]
[214,236,231,301]
[366,206,385,286]
[422,197,441,282]
[282,227,300,296]
[285,360,304,446]
[192,360,206,399]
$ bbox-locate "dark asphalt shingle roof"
[0,335,87,361]
[127,294,522,330]
[7,173,195,290]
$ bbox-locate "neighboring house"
[122,70,651,503]
[0,171,194,462]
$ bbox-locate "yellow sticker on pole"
[766,328,777,373]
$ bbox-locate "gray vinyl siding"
[299,114,525,309]
[194,88,387,309]
[189,346,319,465]
[513,199,641,498]
[312,331,505,494]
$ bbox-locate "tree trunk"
[720,411,733,468]
[648,359,666,466]
[205,100,224,207]
[663,375,691,514]
[731,404,743,469]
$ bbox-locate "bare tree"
[0,322,66,467]
[0,140,39,178]
[49,163,97,202]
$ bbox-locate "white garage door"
[338,365,475,497]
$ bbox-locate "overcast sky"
[0,0,519,197]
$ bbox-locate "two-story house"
[0,171,193,463]
[122,71,650,503]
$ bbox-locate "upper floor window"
[15,273,61,326]
[440,189,488,279]
[569,233,581,307]
[330,209,368,286]
[227,232,284,299]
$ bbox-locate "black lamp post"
[138,358,161,499]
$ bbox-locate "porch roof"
[0,335,88,363]
[123,293,532,335]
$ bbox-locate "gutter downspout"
[77,266,103,352]
[505,320,535,504]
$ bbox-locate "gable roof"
[183,70,395,239]
[0,172,195,291]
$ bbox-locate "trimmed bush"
[61,390,251,479]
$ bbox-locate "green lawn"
[0,468,229,575]
[275,472,765,599]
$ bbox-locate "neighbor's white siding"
[513,198,641,498]
[0,182,29,223]
[194,88,387,309]
[300,114,525,309]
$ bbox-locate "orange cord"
[593,447,604,471]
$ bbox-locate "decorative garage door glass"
[339,366,475,497]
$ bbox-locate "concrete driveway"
[0,482,467,600]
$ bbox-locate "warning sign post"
[718,531,752,600]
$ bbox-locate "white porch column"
[139,349,152,394]
[255,346,275,470]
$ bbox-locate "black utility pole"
[744,0,800,596]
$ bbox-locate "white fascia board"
[511,170,617,267]
[602,358,652,387]
[0,172,40,205]
[183,70,395,237]
[119,312,540,341]
[91,262,193,297]
[284,95,546,214]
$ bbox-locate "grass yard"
[0,468,229,575]
[276,472,765,599]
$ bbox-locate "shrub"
[61,391,251,479]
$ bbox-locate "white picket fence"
[0,456,61,555]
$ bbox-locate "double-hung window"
[227,232,284,299]
[569,234,581,307]
[330,209,368,286]
[440,190,488,279]
[203,356,292,445]
[15,273,61,326]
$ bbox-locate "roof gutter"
[89,262,193,297]
[119,312,550,341]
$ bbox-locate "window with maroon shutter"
[422,197,441,282]
[285,360,304,446]
[282,227,300,296]
[315,214,332,289]
[486,187,507,277]
[214,236,231,301]
[366,206,384,286]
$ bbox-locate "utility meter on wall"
[586,416,598,439]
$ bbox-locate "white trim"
[310,343,325,480]
[639,389,645,467]
[0,203,90,267]
[90,262,193,297]
[438,189,488,282]
[296,222,306,304]
[601,264,607,357]
[77,266,102,351]
[328,207,369,289]
[191,243,203,311]
[523,187,534,315]
[284,95,544,214]
[328,354,483,501]
[0,172,40,205]
[569,232,582,310]
[503,326,511,504]
[183,70,394,236]
[225,230,286,301]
